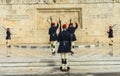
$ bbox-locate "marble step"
[0,56,120,67]
[0,57,120,75]
[0,65,120,75]
[1,61,120,67]
[0,56,120,63]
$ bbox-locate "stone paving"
[0,43,120,75]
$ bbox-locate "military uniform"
[107,26,113,46]
[49,22,59,55]
[6,28,11,48]
[57,24,71,71]
[67,23,78,41]
[108,29,113,38]
[67,23,78,54]
[6,30,11,40]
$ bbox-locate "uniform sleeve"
[75,23,78,29]
[48,28,51,35]
[68,23,70,28]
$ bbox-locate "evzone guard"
[57,24,71,71]
[48,18,59,55]
[67,21,78,55]
[107,24,116,46]
[3,27,11,48]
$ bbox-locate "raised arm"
[50,16,52,26]
[75,22,78,29]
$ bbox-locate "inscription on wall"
[6,15,28,21]
[88,4,114,19]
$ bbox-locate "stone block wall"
[0,0,120,44]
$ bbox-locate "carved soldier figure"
[48,22,59,55]
[57,24,71,71]
[67,22,78,55]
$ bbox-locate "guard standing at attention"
[57,24,71,71]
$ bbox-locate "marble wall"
[0,0,120,44]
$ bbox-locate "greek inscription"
[6,15,28,20]
[89,13,113,19]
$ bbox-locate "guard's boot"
[67,66,70,71]
[109,43,113,46]
[52,51,56,55]
[60,59,65,71]
[64,59,70,72]
[60,66,64,71]
[71,51,74,55]
[64,67,70,72]
[7,45,11,48]
[111,40,113,42]
[60,66,62,71]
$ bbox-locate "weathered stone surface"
[0,0,120,44]
[0,44,119,75]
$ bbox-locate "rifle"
[107,24,116,33]
[2,26,6,30]
[50,16,52,25]
[59,18,62,32]
[112,24,116,28]
[70,19,72,23]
